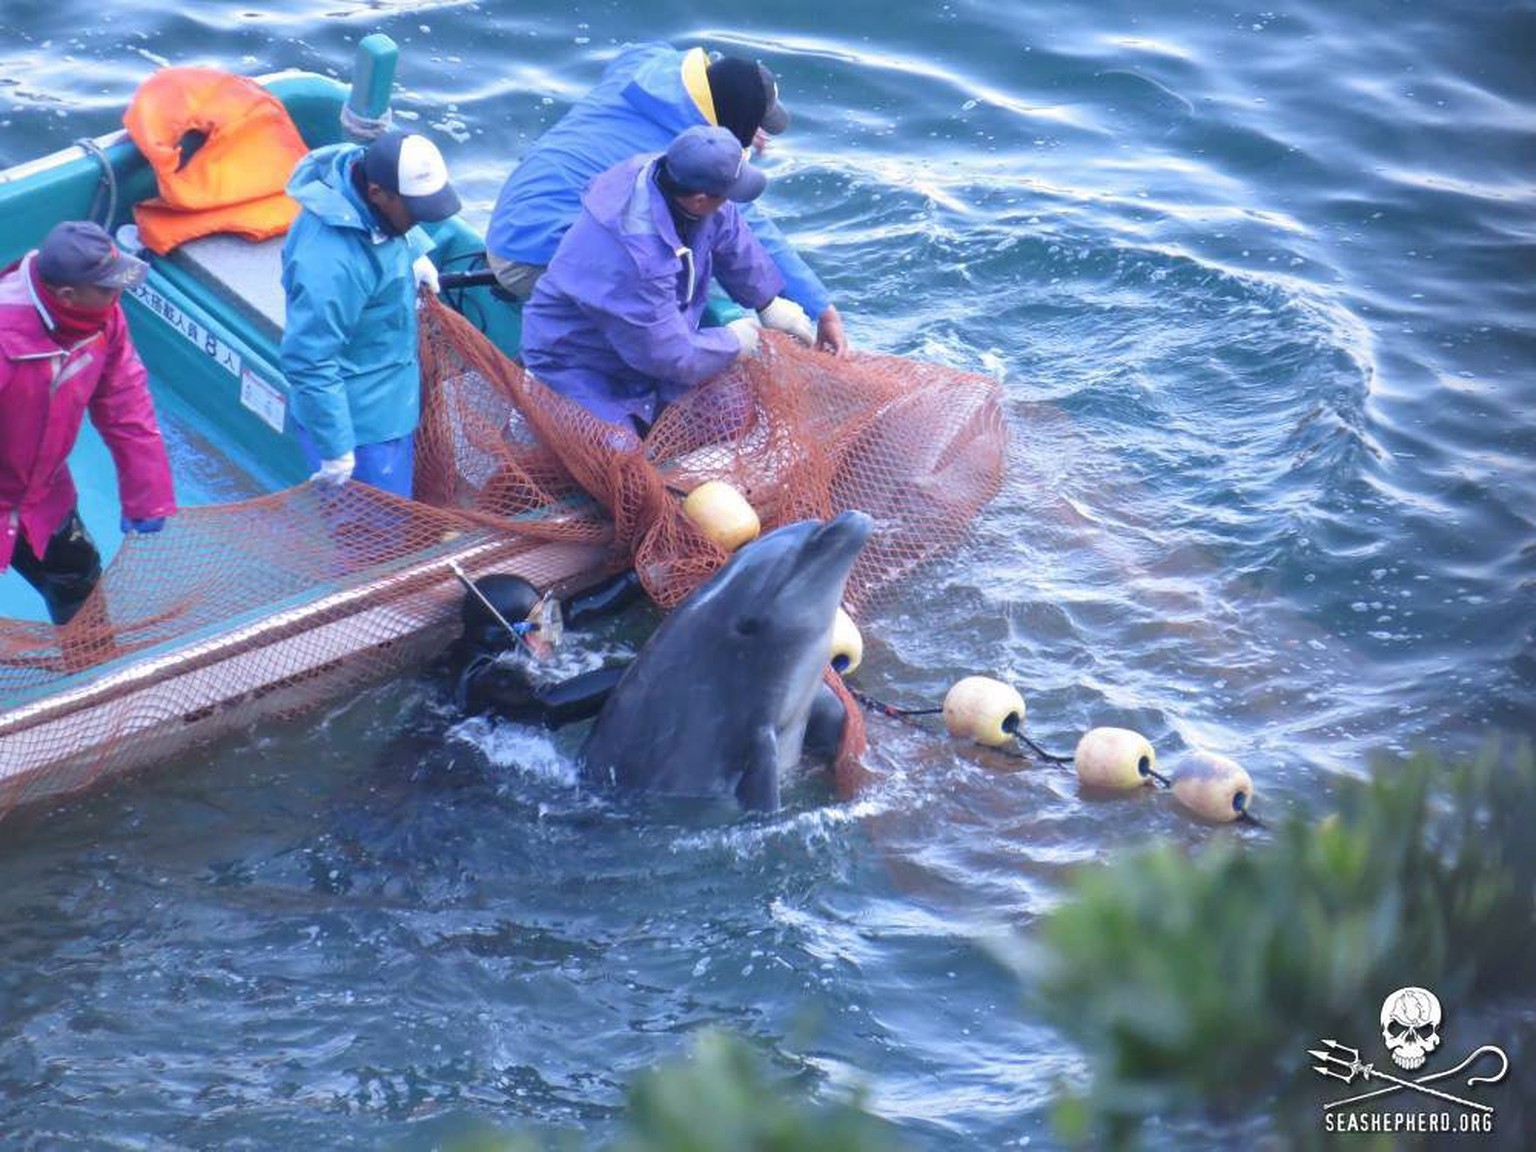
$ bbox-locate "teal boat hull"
[0,49,521,621]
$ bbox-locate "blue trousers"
[292,425,415,499]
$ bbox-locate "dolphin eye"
[733,616,762,637]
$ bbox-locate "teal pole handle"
[347,33,399,123]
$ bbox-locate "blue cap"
[35,221,148,290]
[662,126,766,203]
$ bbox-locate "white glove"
[757,296,816,346]
[412,255,440,295]
[727,315,762,359]
[310,451,355,486]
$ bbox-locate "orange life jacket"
[124,67,311,254]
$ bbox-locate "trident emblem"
[1310,1038,1508,1113]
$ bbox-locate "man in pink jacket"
[0,221,176,625]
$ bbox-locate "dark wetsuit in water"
[449,642,627,728]
[447,570,642,728]
[446,567,847,757]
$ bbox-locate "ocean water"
[1,1,1533,1148]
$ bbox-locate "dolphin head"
[671,510,874,747]
[689,510,873,656]
[581,510,874,810]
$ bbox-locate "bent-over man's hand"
[816,305,849,358]
[758,297,817,346]
[727,315,762,359]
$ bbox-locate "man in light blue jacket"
[280,130,461,497]
[487,42,847,356]
[520,126,792,435]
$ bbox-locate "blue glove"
[121,515,166,534]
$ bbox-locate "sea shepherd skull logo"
[1309,986,1509,1115]
[1381,986,1441,1070]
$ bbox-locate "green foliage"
[610,1030,903,1152]
[457,1030,907,1152]
[1026,742,1536,1147]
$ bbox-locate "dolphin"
[580,510,874,811]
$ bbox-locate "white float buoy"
[1074,727,1158,790]
[830,606,863,674]
[682,480,760,551]
[1171,751,1255,823]
[942,676,1025,747]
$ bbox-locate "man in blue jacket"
[520,125,792,436]
[487,43,847,356]
[280,130,461,497]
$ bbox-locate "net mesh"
[415,298,1008,617]
[0,295,1006,816]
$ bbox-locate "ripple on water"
[3,2,1533,1147]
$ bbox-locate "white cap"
[362,131,462,222]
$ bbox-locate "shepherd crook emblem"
[1309,1039,1508,1113]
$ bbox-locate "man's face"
[672,191,728,220]
[366,185,417,235]
[56,283,122,309]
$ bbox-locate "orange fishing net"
[414,297,1007,617]
[0,295,1005,817]
[0,486,608,815]
[414,297,1007,787]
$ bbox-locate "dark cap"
[361,130,462,223]
[35,221,148,290]
[706,56,791,148]
[663,125,767,203]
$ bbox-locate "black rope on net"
[1000,712,1075,766]
[847,685,942,723]
[848,684,1083,770]
[1234,794,1266,828]
[849,680,1264,817]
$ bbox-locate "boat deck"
[169,233,288,343]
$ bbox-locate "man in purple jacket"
[520,125,797,438]
[486,43,845,358]
[1,221,176,624]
